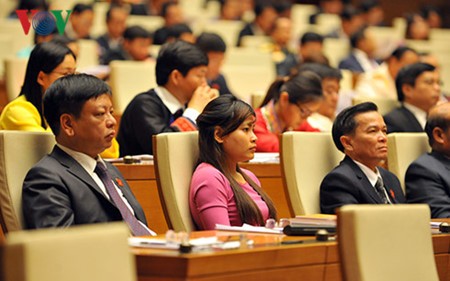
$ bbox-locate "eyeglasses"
[295,103,313,118]
[422,79,443,86]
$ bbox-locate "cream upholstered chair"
[153,131,199,232]
[0,131,55,233]
[109,60,157,114]
[280,132,344,215]
[338,204,439,281]
[352,96,400,116]
[387,132,430,192]
[4,56,28,102]
[2,222,136,281]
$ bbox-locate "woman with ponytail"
[254,70,324,152]
[190,95,277,230]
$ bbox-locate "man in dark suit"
[320,102,405,214]
[23,74,154,236]
[338,26,379,73]
[406,102,450,218]
[117,41,218,156]
[384,62,441,133]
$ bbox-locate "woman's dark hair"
[196,95,277,225]
[20,42,75,128]
[260,70,323,107]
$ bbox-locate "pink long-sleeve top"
[189,162,270,230]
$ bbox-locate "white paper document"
[215,223,283,234]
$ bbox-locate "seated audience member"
[384,62,440,133]
[0,42,118,158]
[320,102,406,214]
[406,102,450,218]
[254,71,323,152]
[236,0,277,46]
[219,0,243,21]
[338,26,379,74]
[355,46,419,99]
[405,13,430,40]
[273,0,292,18]
[51,35,80,58]
[96,5,129,63]
[309,0,344,24]
[190,95,277,230]
[153,1,185,45]
[421,5,442,29]
[269,17,298,77]
[65,3,94,40]
[298,63,342,132]
[196,32,234,96]
[117,41,218,156]
[359,0,386,26]
[22,74,154,236]
[165,23,196,44]
[327,5,364,39]
[102,25,152,65]
[298,32,325,64]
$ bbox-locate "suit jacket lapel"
[380,169,398,203]
[401,106,423,132]
[50,146,113,203]
[344,156,383,203]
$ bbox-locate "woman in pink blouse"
[190,95,277,230]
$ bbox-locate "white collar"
[154,86,184,114]
[56,143,101,175]
[352,159,381,187]
[403,102,427,129]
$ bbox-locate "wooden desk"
[115,162,291,234]
[133,231,450,281]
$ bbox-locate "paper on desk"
[128,236,220,250]
[215,223,283,234]
[105,154,154,163]
[249,153,279,164]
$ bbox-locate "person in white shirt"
[383,62,441,133]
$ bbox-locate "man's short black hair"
[395,62,436,102]
[166,23,192,40]
[155,40,208,86]
[106,4,127,22]
[160,1,178,17]
[300,32,324,46]
[350,26,368,49]
[123,25,152,41]
[360,0,380,12]
[332,102,378,152]
[196,32,227,53]
[340,5,362,21]
[44,74,111,136]
[72,3,93,14]
[254,0,274,17]
[390,46,417,60]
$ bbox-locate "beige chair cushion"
[0,131,55,232]
[338,204,439,281]
[352,96,400,116]
[387,132,430,192]
[3,222,136,281]
[109,60,157,114]
[154,132,199,232]
[281,132,343,215]
[4,57,28,102]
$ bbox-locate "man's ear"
[60,113,75,137]
[340,135,353,152]
[402,84,414,99]
[432,127,445,145]
[170,70,182,86]
[214,126,225,143]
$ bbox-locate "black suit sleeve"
[320,171,361,214]
[406,161,450,218]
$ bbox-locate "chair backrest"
[201,20,244,47]
[0,131,55,233]
[352,96,400,116]
[280,132,343,215]
[153,132,199,232]
[387,132,430,192]
[338,204,439,281]
[0,35,13,77]
[4,56,28,102]
[3,222,136,281]
[109,60,157,114]
[76,39,100,69]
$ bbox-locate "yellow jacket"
[0,95,119,158]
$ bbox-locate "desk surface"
[133,228,450,281]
